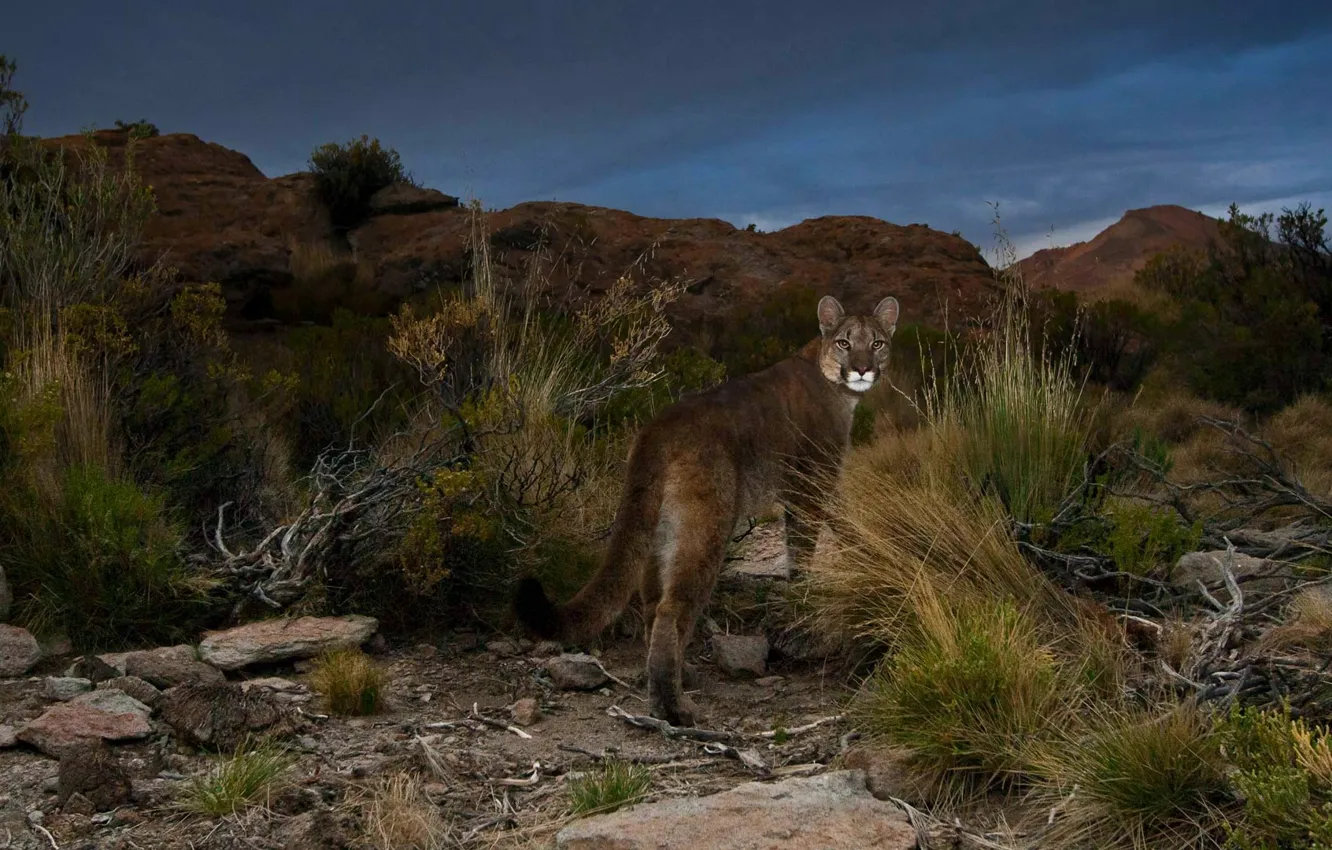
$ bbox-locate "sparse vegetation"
[568,761,652,816]
[183,739,296,816]
[113,118,160,139]
[308,134,409,229]
[310,648,385,716]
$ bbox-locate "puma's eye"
[872,340,885,350]
[836,339,851,350]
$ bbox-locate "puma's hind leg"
[646,500,731,726]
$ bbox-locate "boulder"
[97,676,163,709]
[42,677,92,701]
[122,644,225,688]
[0,624,41,677]
[198,615,378,670]
[17,691,153,757]
[554,770,916,849]
[367,182,459,216]
[545,653,609,691]
[0,724,16,748]
[841,745,924,803]
[712,634,769,678]
[68,654,121,684]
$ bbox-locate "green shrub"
[711,282,822,375]
[1057,498,1201,578]
[112,119,159,139]
[568,761,651,816]
[0,463,211,648]
[1216,705,1332,850]
[1030,289,1163,391]
[1137,203,1332,413]
[602,344,725,429]
[308,135,408,229]
[282,309,416,468]
[0,55,28,136]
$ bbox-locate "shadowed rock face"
[41,130,997,337]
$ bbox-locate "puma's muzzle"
[844,369,876,393]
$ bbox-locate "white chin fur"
[846,378,875,393]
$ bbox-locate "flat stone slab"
[555,770,916,850]
[198,615,378,670]
[18,692,152,757]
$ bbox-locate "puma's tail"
[513,444,663,644]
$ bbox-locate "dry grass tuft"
[364,773,454,850]
[806,425,1077,652]
[288,238,348,283]
[1258,586,1332,653]
[1261,394,1332,497]
[310,648,385,716]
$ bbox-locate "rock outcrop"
[41,131,998,338]
[555,770,917,849]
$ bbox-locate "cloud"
[9,0,1332,253]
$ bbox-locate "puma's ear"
[874,296,899,331]
[817,295,845,335]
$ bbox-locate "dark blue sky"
[9,1,1332,257]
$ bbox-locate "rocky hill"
[1017,204,1222,293]
[44,130,997,336]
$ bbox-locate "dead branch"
[605,705,736,743]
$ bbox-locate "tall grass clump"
[310,648,384,716]
[363,773,453,850]
[183,738,296,816]
[856,595,1069,787]
[806,427,1076,651]
[568,761,652,816]
[0,124,215,647]
[919,226,1094,524]
[1040,702,1230,849]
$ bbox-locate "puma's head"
[816,295,899,393]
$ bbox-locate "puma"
[515,294,899,724]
